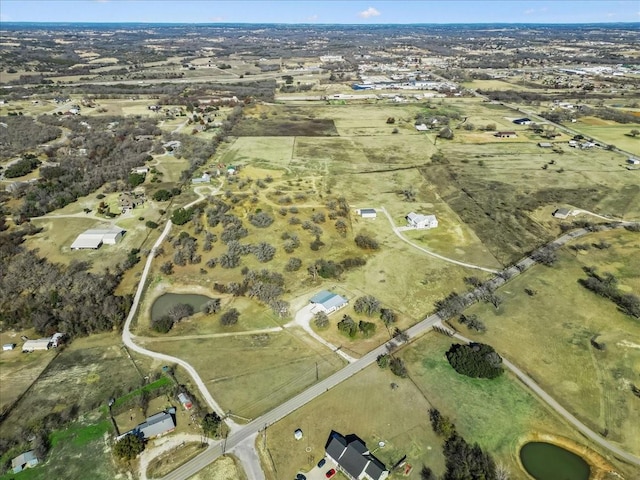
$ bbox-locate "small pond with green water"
[150,293,213,321]
[520,441,590,480]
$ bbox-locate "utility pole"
[315,362,319,381]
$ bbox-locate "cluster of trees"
[446,343,503,379]
[308,257,366,280]
[13,115,158,218]
[458,314,486,332]
[337,314,376,338]
[113,433,145,460]
[0,116,61,160]
[214,268,288,318]
[354,234,379,250]
[0,227,131,336]
[426,408,502,480]
[151,303,195,333]
[579,267,640,318]
[152,188,181,202]
[4,154,41,178]
[377,353,408,378]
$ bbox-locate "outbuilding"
[359,208,377,219]
[70,228,125,250]
[553,208,571,219]
[628,158,640,165]
[22,338,52,352]
[3,343,16,351]
[494,131,517,138]
[11,450,38,473]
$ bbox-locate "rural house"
[512,117,532,125]
[310,290,348,314]
[11,450,38,473]
[325,432,389,480]
[118,408,177,441]
[119,192,145,211]
[494,131,517,138]
[406,212,438,229]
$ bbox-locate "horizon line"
[2,20,640,26]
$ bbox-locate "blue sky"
[1,1,639,24]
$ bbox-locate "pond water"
[520,442,590,480]
[150,293,213,321]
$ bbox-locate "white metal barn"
[70,229,125,250]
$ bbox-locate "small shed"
[294,429,303,440]
[11,450,38,473]
[415,124,428,131]
[628,158,640,165]
[178,392,193,410]
[494,131,517,138]
[22,338,52,352]
[3,343,16,351]
[359,208,377,219]
[538,142,553,148]
[553,208,571,219]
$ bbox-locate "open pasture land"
[218,136,295,171]
[260,363,444,480]
[421,138,640,264]
[0,333,152,440]
[461,79,541,92]
[573,121,640,155]
[399,334,629,478]
[153,153,191,183]
[0,330,57,415]
[0,413,116,480]
[461,229,640,456]
[145,330,345,420]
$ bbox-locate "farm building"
[513,117,532,125]
[22,338,52,352]
[406,212,438,229]
[3,343,16,351]
[494,131,517,138]
[192,172,211,184]
[178,392,193,410]
[11,450,38,473]
[325,432,389,480]
[310,290,348,314]
[359,208,377,219]
[414,123,428,131]
[553,208,572,219]
[628,158,640,165]
[538,142,553,148]
[70,228,125,250]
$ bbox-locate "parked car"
[295,474,306,480]
[326,469,336,479]
[317,458,326,468]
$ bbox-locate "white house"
[406,212,438,229]
[70,229,125,250]
[22,338,52,352]
[359,208,377,219]
[310,290,348,314]
[191,172,211,184]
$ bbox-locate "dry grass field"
[460,229,640,456]
[144,330,346,420]
[187,455,247,480]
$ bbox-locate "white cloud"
[210,16,225,22]
[306,14,319,21]
[606,12,616,17]
[524,8,535,15]
[358,7,381,19]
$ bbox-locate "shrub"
[314,312,329,329]
[113,434,145,460]
[249,212,274,228]
[354,234,379,250]
[285,257,302,272]
[337,315,358,337]
[153,189,173,201]
[353,295,380,316]
[221,308,240,326]
[389,357,408,377]
[151,316,174,333]
[145,220,159,229]
[252,242,276,262]
[171,208,193,225]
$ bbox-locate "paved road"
[160,220,640,479]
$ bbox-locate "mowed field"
[262,333,597,480]
[573,120,640,155]
[460,229,640,456]
[144,330,346,420]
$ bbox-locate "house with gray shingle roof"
[325,432,389,480]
